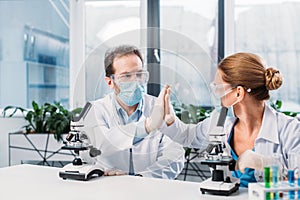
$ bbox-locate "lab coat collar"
[256,104,279,144]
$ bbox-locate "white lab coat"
[89,93,185,179]
[165,104,300,181]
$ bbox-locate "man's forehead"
[113,54,143,74]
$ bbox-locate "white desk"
[0,164,248,200]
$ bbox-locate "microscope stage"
[199,178,240,196]
[59,163,104,181]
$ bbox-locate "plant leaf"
[275,100,282,110]
[32,101,39,111]
[2,106,27,117]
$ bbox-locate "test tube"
[297,154,300,200]
[298,171,300,200]
[272,165,278,186]
[265,166,271,200]
[288,170,295,199]
[288,152,297,199]
[272,165,279,199]
[270,169,274,199]
[272,153,282,199]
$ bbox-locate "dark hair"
[218,52,283,101]
[104,45,144,77]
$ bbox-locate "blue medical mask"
[226,100,239,118]
[117,81,145,106]
[227,106,235,118]
[224,87,251,117]
[213,103,235,118]
[211,94,222,113]
[211,88,238,117]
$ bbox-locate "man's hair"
[104,45,144,77]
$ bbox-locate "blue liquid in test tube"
[298,177,300,199]
[288,170,295,199]
[272,165,279,186]
[272,165,279,199]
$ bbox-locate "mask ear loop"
[239,85,251,93]
[234,86,251,99]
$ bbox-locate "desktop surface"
[0,164,248,200]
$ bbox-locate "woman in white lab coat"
[163,52,300,187]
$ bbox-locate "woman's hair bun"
[265,67,283,90]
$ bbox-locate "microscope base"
[59,163,104,181]
[199,178,240,196]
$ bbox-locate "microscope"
[199,107,240,195]
[59,102,104,181]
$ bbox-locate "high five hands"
[145,85,175,133]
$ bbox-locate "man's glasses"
[111,70,149,84]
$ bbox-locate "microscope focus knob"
[90,147,101,157]
[212,170,224,182]
[73,158,83,165]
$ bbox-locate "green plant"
[173,102,212,124]
[2,101,82,142]
[172,102,212,158]
[270,100,300,117]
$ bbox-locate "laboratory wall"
[0,117,26,167]
[0,1,69,108]
[0,0,69,167]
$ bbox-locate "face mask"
[211,87,238,117]
[211,88,234,110]
[226,100,239,118]
[117,81,145,106]
[211,93,222,113]
[227,106,235,118]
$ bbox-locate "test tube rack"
[248,181,300,200]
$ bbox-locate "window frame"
[70,0,228,108]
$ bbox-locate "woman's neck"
[234,99,265,137]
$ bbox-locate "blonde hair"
[218,52,283,100]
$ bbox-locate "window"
[4,1,299,110]
[160,0,219,106]
[234,0,300,111]
[0,0,69,108]
[84,0,146,101]
[83,0,219,107]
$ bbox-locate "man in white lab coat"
[90,44,184,179]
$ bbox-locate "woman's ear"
[236,86,245,99]
[105,77,114,89]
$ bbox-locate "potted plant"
[172,102,212,181]
[173,102,212,156]
[2,101,82,142]
[270,100,300,118]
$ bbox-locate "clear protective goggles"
[110,70,149,85]
[210,82,236,98]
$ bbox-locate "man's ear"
[105,77,114,89]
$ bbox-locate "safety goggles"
[210,82,236,98]
[110,70,149,85]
